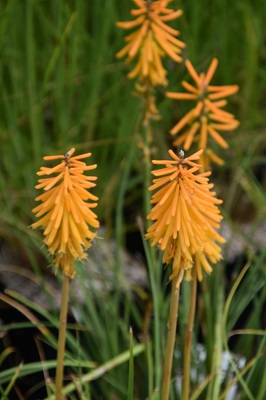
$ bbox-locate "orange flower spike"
[208,86,239,100]
[32,148,100,279]
[169,108,196,135]
[146,149,225,282]
[166,58,239,167]
[204,58,219,85]
[184,59,202,88]
[116,0,185,87]
[183,122,200,150]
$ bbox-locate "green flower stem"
[143,117,153,218]
[45,343,145,400]
[55,273,70,399]
[182,268,197,400]
[162,273,181,400]
[142,92,161,390]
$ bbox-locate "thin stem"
[143,116,153,218]
[162,273,181,400]
[142,85,162,390]
[45,343,145,400]
[206,267,223,400]
[182,267,197,400]
[141,78,155,220]
[55,273,70,399]
[139,212,162,392]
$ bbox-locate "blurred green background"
[0,1,266,399]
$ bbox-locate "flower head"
[32,148,99,278]
[146,149,225,283]
[116,0,185,87]
[166,59,239,169]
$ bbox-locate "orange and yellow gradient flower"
[116,0,185,87]
[166,58,239,169]
[32,148,99,279]
[146,149,225,283]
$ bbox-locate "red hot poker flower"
[166,59,239,169]
[116,0,185,87]
[32,148,99,278]
[146,149,225,283]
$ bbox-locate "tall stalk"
[142,112,153,218]
[162,272,181,400]
[55,274,70,399]
[182,267,197,400]
[142,84,162,390]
